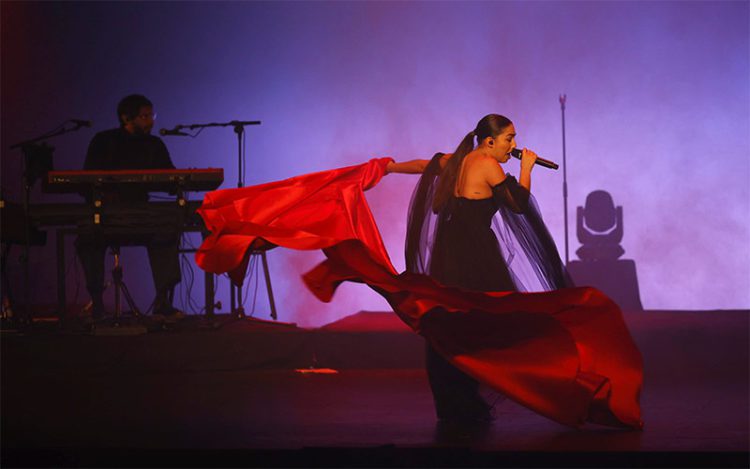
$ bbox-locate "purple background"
[2,1,748,326]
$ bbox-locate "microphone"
[159,127,190,137]
[70,119,92,128]
[509,148,559,170]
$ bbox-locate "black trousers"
[425,341,491,421]
[75,232,181,313]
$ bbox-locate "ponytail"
[432,130,476,212]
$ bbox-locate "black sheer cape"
[405,153,573,292]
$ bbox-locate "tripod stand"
[110,246,142,326]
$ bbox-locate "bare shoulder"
[475,155,506,185]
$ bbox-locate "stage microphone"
[70,119,92,128]
[159,127,190,137]
[509,148,559,170]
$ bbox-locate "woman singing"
[196,113,643,429]
[387,114,569,422]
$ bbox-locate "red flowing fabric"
[196,158,644,430]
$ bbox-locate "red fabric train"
[196,157,644,430]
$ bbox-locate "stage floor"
[2,310,748,467]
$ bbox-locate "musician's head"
[118,94,155,135]
[475,114,515,163]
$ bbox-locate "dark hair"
[117,94,153,126]
[433,114,513,212]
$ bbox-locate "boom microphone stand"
[161,120,277,320]
[559,94,570,266]
[9,120,91,325]
[229,121,252,319]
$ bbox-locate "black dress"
[406,153,570,421]
[430,196,516,292]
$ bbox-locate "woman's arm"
[480,157,507,186]
[518,148,538,192]
[386,153,453,174]
[480,157,529,213]
[386,159,429,174]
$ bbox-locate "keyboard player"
[75,94,182,320]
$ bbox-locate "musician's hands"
[520,148,538,173]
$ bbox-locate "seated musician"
[75,94,182,320]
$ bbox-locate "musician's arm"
[156,139,176,169]
[83,133,107,170]
[80,134,108,201]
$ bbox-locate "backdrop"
[2,1,748,326]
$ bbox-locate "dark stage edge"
[4,448,748,468]
[2,310,748,468]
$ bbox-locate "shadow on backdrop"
[566,190,643,311]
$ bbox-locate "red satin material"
[196,158,643,430]
[196,159,396,283]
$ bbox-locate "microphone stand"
[9,122,90,327]
[172,121,260,190]
[167,120,277,320]
[9,121,89,150]
[559,94,570,266]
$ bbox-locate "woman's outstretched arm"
[386,159,429,174]
[386,153,453,174]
